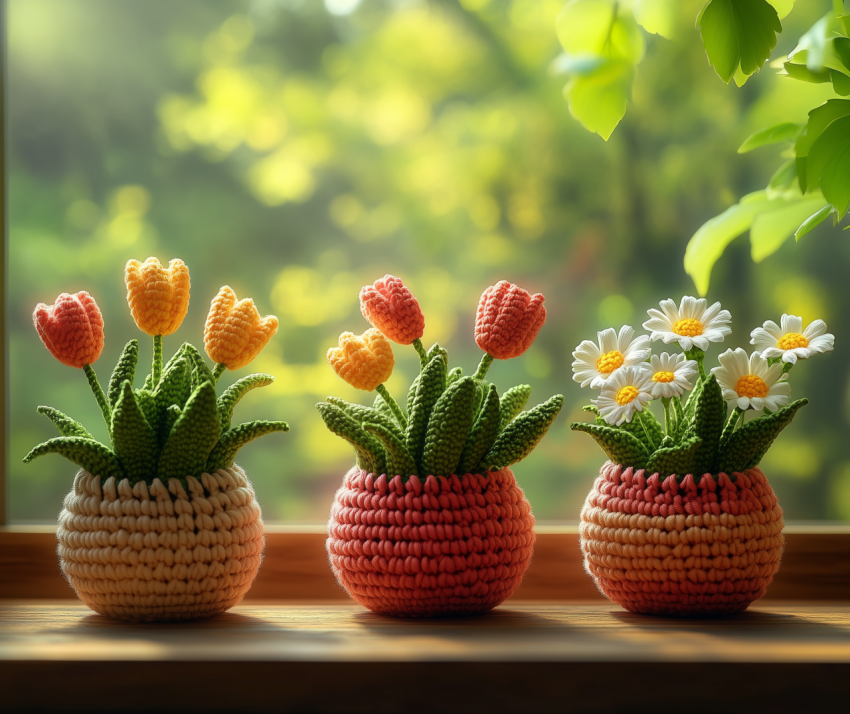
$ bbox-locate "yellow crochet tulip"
[124,257,191,336]
[327,328,394,392]
[204,286,279,370]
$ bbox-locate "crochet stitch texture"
[580,462,784,616]
[125,257,191,337]
[359,274,425,346]
[327,328,395,392]
[205,286,280,370]
[474,280,546,360]
[33,291,104,369]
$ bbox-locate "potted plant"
[571,296,834,616]
[25,257,289,622]
[319,275,564,617]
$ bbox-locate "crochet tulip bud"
[124,257,191,336]
[33,291,105,368]
[474,280,546,360]
[359,274,425,345]
[204,286,279,370]
[327,328,394,391]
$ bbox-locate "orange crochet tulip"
[124,257,190,336]
[33,291,104,368]
[475,280,546,360]
[204,286,279,370]
[327,328,394,391]
[359,275,425,346]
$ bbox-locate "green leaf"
[458,384,501,474]
[796,204,834,241]
[767,0,794,20]
[447,366,464,385]
[317,402,386,475]
[152,357,192,441]
[644,435,702,480]
[157,382,221,481]
[738,123,801,153]
[795,99,850,192]
[806,115,850,219]
[111,381,159,483]
[768,159,797,192]
[556,0,645,62]
[751,193,829,261]
[691,375,726,475]
[217,373,275,431]
[832,69,850,95]
[717,399,808,473]
[570,421,649,469]
[373,391,396,421]
[206,420,289,473]
[835,37,850,71]
[788,14,831,71]
[619,409,663,451]
[108,340,139,409]
[36,406,94,439]
[421,376,478,477]
[405,374,421,417]
[182,343,215,390]
[782,61,831,83]
[23,436,123,479]
[406,353,447,471]
[363,422,417,479]
[500,384,532,429]
[134,388,158,435]
[699,0,781,83]
[327,396,406,445]
[482,394,564,472]
[633,0,678,39]
[564,58,633,141]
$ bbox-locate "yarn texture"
[124,257,191,337]
[474,280,546,360]
[359,274,425,346]
[33,291,104,368]
[327,328,395,392]
[327,467,535,617]
[580,462,784,616]
[204,286,279,370]
[57,465,264,622]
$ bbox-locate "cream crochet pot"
[57,464,264,622]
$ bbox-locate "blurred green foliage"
[8,0,850,522]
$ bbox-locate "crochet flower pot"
[319,276,562,617]
[26,258,289,622]
[58,466,263,622]
[571,297,833,617]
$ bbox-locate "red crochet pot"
[327,467,536,617]
[580,462,784,617]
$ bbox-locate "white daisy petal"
[804,319,827,339]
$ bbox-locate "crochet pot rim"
[595,460,769,485]
[339,466,518,486]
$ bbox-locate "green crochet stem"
[213,363,227,383]
[412,338,428,369]
[685,346,707,379]
[662,397,673,436]
[83,364,112,437]
[473,353,494,380]
[152,335,163,388]
[376,383,407,429]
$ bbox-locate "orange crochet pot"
[580,462,784,617]
[327,467,536,617]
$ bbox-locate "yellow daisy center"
[673,318,704,337]
[615,385,639,406]
[596,350,624,374]
[735,375,768,399]
[777,332,809,350]
[652,371,675,383]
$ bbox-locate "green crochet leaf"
[157,382,221,481]
[672,396,685,433]
[183,343,215,390]
[717,398,809,474]
[36,406,94,439]
[22,437,123,479]
[482,394,564,471]
[328,397,405,444]
[142,371,155,392]
[619,409,663,451]
[405,374,420,417]
[363,422,417,478]
[570,421,649,469]
[406,353,448,471]
[206,419,289,472]
[644,435,702,480]
[373,391,396,421]
[421,376,478,477]
[111,381,159,483]
[317,402,386,475]
[153,357,192,438]
[108,339,139,409]
[499,384,532,429]
[691,375,727,475]
[458,383,501,474]
[217,373,275,431]
[134,388,158,436]
[164,404,182,438]
[426,342,449,367]
[448,367,464,385]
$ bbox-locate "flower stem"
[720,406,744,448]
[636,410,656,450]
[84,363,112,439]
[376,383,408,429]
[474,353,494,380]
[662,397,673,436]
[782,362,794,375]
[152,335,163,388]
[412,338,428,369]
[213,363,227,383]
[685,346,707,379]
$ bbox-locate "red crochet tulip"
[33,291,104,368]
[475,280,546,360]
[359,274,425,345]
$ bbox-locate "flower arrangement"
[25,257,288,483]
[570,296,834,616]
[320,275,564,617]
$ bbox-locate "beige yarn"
[57,465,264,622]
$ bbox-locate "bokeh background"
[8,0,850,523]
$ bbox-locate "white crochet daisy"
[750,314,834,365]
[592,365,654,426]
[643,296,732,352]
[711,348,791,411]
[571,325,652,389]
[646,353,698,399]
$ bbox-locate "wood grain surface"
[1,602,849,713]
[2,529,849,601]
